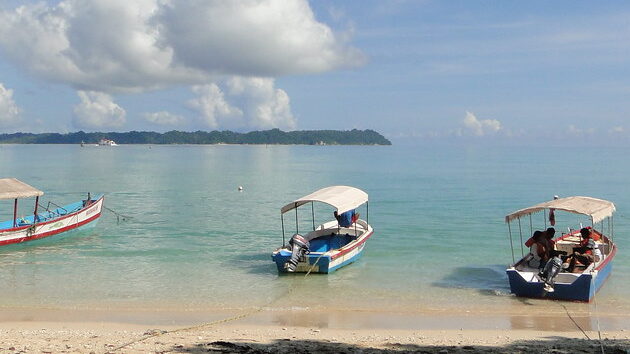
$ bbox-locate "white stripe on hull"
[0,198,103,245]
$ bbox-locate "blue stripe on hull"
[507,260,613,302]
[271,249,362,274]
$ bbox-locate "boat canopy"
[281,185,368,215]
[505,196,615,224]
[0,178,44,200]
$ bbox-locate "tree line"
[0,129,391,145]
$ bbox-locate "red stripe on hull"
[331,230,374,260]
[595,243,616,271]
[0,197,104,246]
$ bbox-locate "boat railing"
[38,201,68,219]
[355,219,369,230]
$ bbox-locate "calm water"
[0,144,629,317]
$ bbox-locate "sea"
[1,143,629,329]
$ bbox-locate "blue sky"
[0,1,629,144]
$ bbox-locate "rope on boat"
[103,206,132,224]
[304,252,326,277]
[26,224,36,237]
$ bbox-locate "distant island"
[0,129,391,145]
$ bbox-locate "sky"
[0,0,629,144]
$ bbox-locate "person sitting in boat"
[526,231,548,269]
[565,238,601,273]
[543,227,556,259]
[334,209,359,227]
[572,227,593,254]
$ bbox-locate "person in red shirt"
[566,228,596,272]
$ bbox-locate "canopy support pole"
[33,196,39,223]
[518,218,524,257]
[281,213,285,246]
[13,198,18,228]
[508,222,515,264]
[610,216,614,245]
[311,202,315,231]
[295,204,299,235]
[528,214,533,241]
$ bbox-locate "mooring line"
[103,206,132,224]
[592,293,606,354]
[106,264,312,353]
[560,303,591,340]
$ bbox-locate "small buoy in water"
[238,186,243,191]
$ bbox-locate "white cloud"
[0,0,363,93]
[0,83,20,128]
[188,84,243,129]
[609,126,624,134]
[462,111,501,136]
[226,77,296,130]
[73,91,126,129]
[188,78,296,131]
[143,111,184,126]
[567,124,594,136]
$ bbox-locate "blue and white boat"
[505,196,617,302]
[272,185,373,274]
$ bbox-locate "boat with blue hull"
[272,185,373,274]
[0,178,104,247]
[505,196,617,302]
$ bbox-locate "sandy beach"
[1,308,629,353]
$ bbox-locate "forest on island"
[0,129,392,145]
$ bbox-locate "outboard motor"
[540,255,563,293]
[285,234,310,272]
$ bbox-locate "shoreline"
[1,298,629,353]
[0,321,628,353]
[1,305,629,331]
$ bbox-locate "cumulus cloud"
[188,84,243,129]
[0,83,20,128]
[462,111,501,136]
[567,124,594,136]
[226,77,296,130]
[609,126,624,134]
[188,78,296,131]
[143,111,184,126]
[73,91,126,129]
[0,0,363,93]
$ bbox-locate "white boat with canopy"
[272,185,373,274]
[505,196,617,301]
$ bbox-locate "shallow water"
[0,143,629,319]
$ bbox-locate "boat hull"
[507,245,616,302]
[0,196,104,246]
[272,229,373,274]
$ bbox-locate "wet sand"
[0,307,629,353]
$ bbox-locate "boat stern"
[272,248,331,274]
[506,267,594,301]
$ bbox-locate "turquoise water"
[0,144,629,317]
